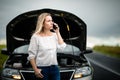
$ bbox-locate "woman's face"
[43,15,53,30]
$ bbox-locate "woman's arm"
[28,35,43,78]
[56,31,64,45]
[54,23,65,45]
[29,59,43,78]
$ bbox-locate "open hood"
[6,8,86,53]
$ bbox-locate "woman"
[27,13,66,80]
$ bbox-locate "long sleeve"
[54,33,66,51]
[57,42,66,51]
[27,33,66,66]
[27,35,38,60]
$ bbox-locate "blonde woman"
[27,13,66,80]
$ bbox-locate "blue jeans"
[36,65,60,80]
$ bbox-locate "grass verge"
[93,45,120,59]
[0,45,8,71]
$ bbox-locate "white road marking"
[87,57,120,76]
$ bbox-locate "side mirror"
[1,48,10,55]
[82,48,93,54]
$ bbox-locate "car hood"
[6,8,86,53]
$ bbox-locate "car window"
[13,44,80,54]
[57,44,80,53]
[14,45,29,54]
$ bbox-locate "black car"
[1,8,93,80]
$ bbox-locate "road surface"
[85,52,120,80]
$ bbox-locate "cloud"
[87,36,120,48]
[0,0,120,46]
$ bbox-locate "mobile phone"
[53,24,57,30]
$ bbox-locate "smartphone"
[50,24,57,32]
[53,24,57,30]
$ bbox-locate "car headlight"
[1,68,21,80]
[74,66,92,79]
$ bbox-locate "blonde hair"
[34,13,51,34]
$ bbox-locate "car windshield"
[13,44,80,54]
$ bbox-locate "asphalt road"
[85,52,120,80]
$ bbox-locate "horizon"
[0,37,120,48]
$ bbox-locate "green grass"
[93,45,120,59]
[0,44,8,71]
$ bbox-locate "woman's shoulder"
[31,33,40,39]
[32,32,56,38]
[51,32,57,39]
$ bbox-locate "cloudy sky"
[0,0,120,47]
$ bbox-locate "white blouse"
[27,33,66,67]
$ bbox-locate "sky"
[0,0,120,47]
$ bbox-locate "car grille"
[20,70,74,80]
[60,70,74,80]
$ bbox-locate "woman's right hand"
[34,68,44,78]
